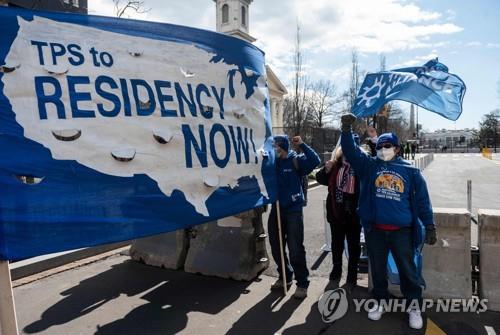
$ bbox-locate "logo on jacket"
[375,171,405,201]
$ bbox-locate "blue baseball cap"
[273,135,289,151]
[376,133,399,149]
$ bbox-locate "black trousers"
[330,213,361,282]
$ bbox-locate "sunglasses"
[378,143,394,149]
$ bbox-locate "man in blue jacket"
[268,135,320,299]
[340,114,437,330]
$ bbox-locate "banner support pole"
[0,260,18,335]
[275,201,288,295]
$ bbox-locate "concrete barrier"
[422,208,471,299]
[184,208,269,281]
[369,208,471,299]
[412,153,434,171]
[129,230,189,270]
[479,209,500,312]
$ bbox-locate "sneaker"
[408,309,423,329]
[293,286,308,299]
[271,279,292,291]
[368,303,385,321]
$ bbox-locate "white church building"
[213,0,287,129]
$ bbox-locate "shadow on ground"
[21,257,500,335]
[23,259,252,335]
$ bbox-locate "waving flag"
[0,7,276,260]
[352,59,466,121]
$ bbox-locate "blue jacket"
[341,131,434,235]
[275,143,320,212]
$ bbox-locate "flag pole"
[275,201,288,295]
[0,260,19,335]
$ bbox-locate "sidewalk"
[12,252,500,335]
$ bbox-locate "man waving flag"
[352,58,466,121]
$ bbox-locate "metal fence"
[272,127,341,163]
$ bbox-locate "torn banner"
[0,7,276,260]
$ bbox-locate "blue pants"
[267,206,309,288]
[366,227,422,307]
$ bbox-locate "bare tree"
[347,49,362,111]
[113,0,150,18]
[308,80,337,128]
[284,22,310,135]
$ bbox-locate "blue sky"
[90,0,500,131]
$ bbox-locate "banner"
[0,7,277,260]
[352,59,466,121]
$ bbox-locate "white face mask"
[377,147,396,161]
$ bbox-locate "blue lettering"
[67,76,95,118]
[196,84,213,119]
[210,123,231,168]
[131,79,156,116]
[35,76,65,119]
[182,124,207,168]
[31,40,48,65]
[250,128,258,164]
[154,80,177,117]
[67,44,84,66]
[175,83,197,117]
[228,126,250,164]
[49,42,66,65]
[119,78,132,116]
[96,76,121,117]
[211,86,225,119]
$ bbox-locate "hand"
[425,226,437,245]
[341,113,356,131]
[292,136,303,146]
[325,160,334,173]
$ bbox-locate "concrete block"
[184,209,269,281]
[129,230,189,270]
[479,209,500,312]
[422,208,471,299]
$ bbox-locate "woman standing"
[316,137,361,291]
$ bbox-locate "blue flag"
[0,7,276,260]
[352,59,466,121]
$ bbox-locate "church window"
[241,6,247,26]
[222,4,229,24]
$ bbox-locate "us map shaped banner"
[0,7,277,260]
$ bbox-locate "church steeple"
[213,0,256,43]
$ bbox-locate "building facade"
[5,0,87,14]
[420,129,476,149]
[213,0,287,128]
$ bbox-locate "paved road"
[424,153,500,246]
[424,154,500,216]
[12,254,500,335]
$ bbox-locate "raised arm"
[340,114,372,176]
[295,142,321,175]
